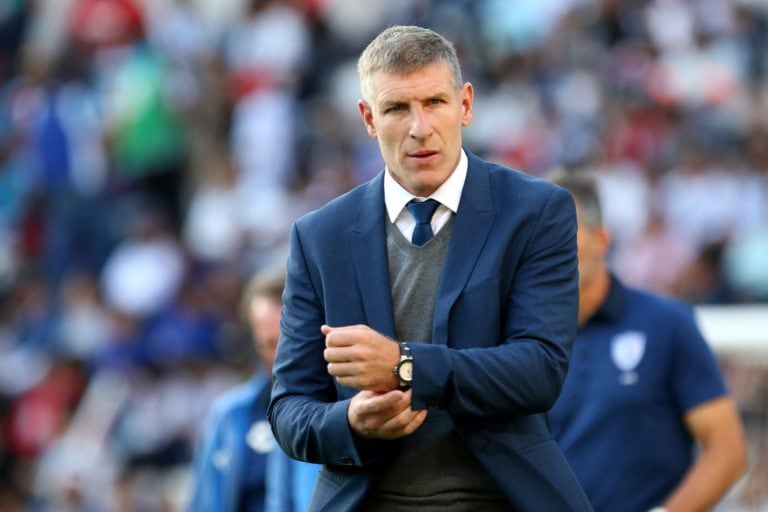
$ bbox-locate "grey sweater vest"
[361,218,509,511]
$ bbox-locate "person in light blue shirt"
[189,267,318,512]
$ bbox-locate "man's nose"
[409,107,433,140]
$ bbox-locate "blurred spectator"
[67,0,144,52]
[673,241,733,304]
[100,207,185,317]
[223,0,310,96]
[9,272,55,349]
[189,267,318,512]
[54,271,112,361]
[30,370,128,511]
[722,224,768,301]
[142,276,221,367]
[94,309,147,374]
[1,39,112,294]
[4,358,86,500]
[318,0,424,50]
[0,1,28,82]
[590,155,652,245]
[224,0,310,204]
[97,41,186,217]
[112,368,216,509]
[612,209,698,297]
[659,143,762,249]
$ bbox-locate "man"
[189,268,318,512]
[269,25,592,511]
[547,171,747,512]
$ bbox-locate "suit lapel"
[433,153,496,345]
[350,173,397,338]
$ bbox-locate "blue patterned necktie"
[406,199,440,246]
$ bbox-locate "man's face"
[249,296,282,374]
[358,62,473,197]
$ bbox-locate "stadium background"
[0,0,766,510]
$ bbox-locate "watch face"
[398,360,413,382]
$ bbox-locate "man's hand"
[348,390,427,440]
[322,324,400,391]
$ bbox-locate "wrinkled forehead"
[368,61,460,97]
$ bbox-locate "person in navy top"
[548,171,747,512]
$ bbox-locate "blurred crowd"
[0,0,767,510]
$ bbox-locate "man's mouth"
[408,150,438,159]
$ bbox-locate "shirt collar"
[384,149,467,223]
[588,273,627,325]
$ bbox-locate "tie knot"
[406,199,440,225]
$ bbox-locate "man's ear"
[596,226,612,258]
[460,82,474,127]
[358,99,377,138]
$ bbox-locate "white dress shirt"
[383,150,467,241]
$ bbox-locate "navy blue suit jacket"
[269,151,592,511]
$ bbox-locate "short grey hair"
[547,168,603,230]
[357,25,463,103]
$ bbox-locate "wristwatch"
[393,342,413,389]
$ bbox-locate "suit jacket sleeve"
[269,222,377,468]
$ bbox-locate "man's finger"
[322,324,368,334]
[323,347,352,363]
[376,405,427,437]
[403,409,428,434]
[324,329,361,348]
[327,361,359,377]
[323,325,377,346]
[356,389,405,413]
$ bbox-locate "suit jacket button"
[340,456,353,465]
